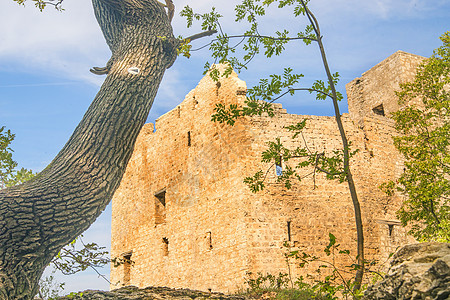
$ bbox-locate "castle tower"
[110,52,424,292]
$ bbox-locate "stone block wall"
[346,51,425,125]
[110,52,422,293]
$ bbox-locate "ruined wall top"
[346,51,425,125]
[150,51,424,133]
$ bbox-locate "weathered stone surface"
[57,286,248,300]
[364,243,450,300]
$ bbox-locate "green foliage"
[180,0,318,75]
[65,291,84,299]
[4,167,36,188]
[243,170,266,192]
[285,234,372,299]
[248,68,304,101]
[180,6,222,31]
[243,272,325,300]
[311,72,343,101]
[38,269,66,300]
[389,32,450,242]
[176,37,192,59]
[0,126,36,189]
[242,120,359,191]
[211,68,302,125]
[0,126,17,189]
[211,99,275,126]
[242,233,376,299]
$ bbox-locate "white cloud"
[0,0,109,85]
[301,0,449,23]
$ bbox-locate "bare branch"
[41,0,63,10]
[183,30,218,42]
[165,0,174,22]
[90,66,110,75]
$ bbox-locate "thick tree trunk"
[0,1,177,298]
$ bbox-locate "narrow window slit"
[388,224,394,237]
[154,188,166,224]
[206,231,213,250]
[188,131,191,147]
[287,221,292,242]
[162,237,169,256]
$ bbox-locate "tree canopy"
[386,32,450,242]
[0,126,35,189]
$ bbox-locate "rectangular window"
[154,188,166,224]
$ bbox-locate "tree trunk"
[303,0,365,290]
[0,1,177,298]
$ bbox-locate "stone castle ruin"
[110,51,425,292]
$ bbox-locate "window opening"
[154,188,166,224]
[206,231,213,250]
[375,219,401,238]
[188,131,191,147]
[275,156,283,176]
[154,188,166,206]
[388,224,394,237]
[122,252,132,285]
[162,237,169,256]
[287,221,292,242]
[372,104,385,116]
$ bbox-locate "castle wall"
[110,71,256,291]
[111,52,421,292]
[239,109,413,281]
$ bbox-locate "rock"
[56,286,249,300]
[364,242,450,300]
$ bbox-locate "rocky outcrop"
[364,242,450,300]
[57,286,248,300]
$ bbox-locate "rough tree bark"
[0,0,178,298]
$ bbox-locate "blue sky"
[0,0,449,295]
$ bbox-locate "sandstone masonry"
[110,51,425,293]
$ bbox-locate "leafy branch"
[13,0,64,11]
[51,236,110,284]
